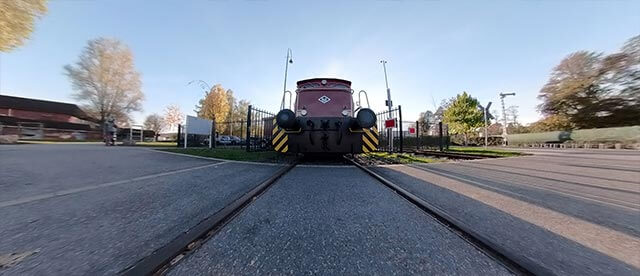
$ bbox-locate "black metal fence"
[402,121,450,151]
[175,104,451,153]
[246,105,276,152]
[213,120,246,149]
[176,123,213,148]
[375,106,450,153]
[376,106,404,152]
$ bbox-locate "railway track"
[119,160,299,276]
[122,156,536,275]
[407,149,499,160]
[345,156,541,276]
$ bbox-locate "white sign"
[186,115,212,135]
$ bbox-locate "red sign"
[409,127,415,134]
[385,118,396,128]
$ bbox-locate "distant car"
[217,135,232,145]
[229,136,242,145]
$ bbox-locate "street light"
[380,60,392,112]
[187,79,214,148]
[187,80,212,92]
[281,48,293,110]
[499,92,515,146]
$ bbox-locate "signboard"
[185,115,212,135]
[385,118,396,129]
[408,127,415,134]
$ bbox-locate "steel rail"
[407,149,499,160]
[345,156,547,276]
[119,160,298,276]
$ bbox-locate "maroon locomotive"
[272,78,378,154]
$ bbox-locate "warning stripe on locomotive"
[361,126,379,153]
[271,118,288,153]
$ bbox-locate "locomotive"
[272,78,378,154]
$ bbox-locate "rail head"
[119,160,299,276]
[344,156,547,276]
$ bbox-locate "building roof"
[0,95,94,121]
[0,115,96,131]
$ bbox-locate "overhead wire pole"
[380,60,393,152]
[281,48,293,110]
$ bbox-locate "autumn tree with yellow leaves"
[195,84,231,123]
[0,0,48,52]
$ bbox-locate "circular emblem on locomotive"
[318,95,331,104]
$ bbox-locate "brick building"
[0,95,101,140]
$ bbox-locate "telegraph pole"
[380,60,393,151]
[499,92,515,146]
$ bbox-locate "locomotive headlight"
[356,108,376,128]
[300,109,308,116]
[341,109,349,117]
[276,109,296,129]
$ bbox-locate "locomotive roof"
[296,78,352,91]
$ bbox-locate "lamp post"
[281,48,293,110]
[499,92,515,146]
[380,60,393,151]
[188,80,212,92]
[187,80,214,147]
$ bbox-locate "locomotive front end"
[272,78,378,154]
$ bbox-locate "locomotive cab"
[273,78,378,154]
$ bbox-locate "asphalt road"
[0,144,284,275]
[2,145,638,275]
[168,166,512,275]
[373,149,640,276]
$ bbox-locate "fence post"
[398,106,403,153]
[210,120,216,149]
[445,124,450,150]
[438,121,443,152]
[240,119,244,141]
[416,120,420,150]
[177,124,181,148]
[246,105,252,152]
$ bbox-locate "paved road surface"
[373,149,640,275]
[2,145,638,275]
[169,166,512,275]
[0,144,284,275]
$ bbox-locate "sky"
[2,0,639,125]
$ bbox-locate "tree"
[505,105,519,125]
[64,38,144,127]
[228,99,250,137]
[538,35,640,129]
[443,92,484,145]
[416,110,433,134]
[195,84,230,124]
[164,104,184,131]
[527,114,574,133]
[144,114,164,141]
[0,0,48,52]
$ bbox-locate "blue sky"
[2,0,639,125]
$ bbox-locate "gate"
[214,120,246,148]
[246,105,276,152]
[375,106,450,153]
[376,106,403,152]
